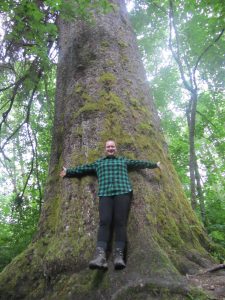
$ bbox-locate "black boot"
[114,248,126,270]
[89,247,108,270]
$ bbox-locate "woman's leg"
[89,196,114,270]
[114,192,132,250]
[97,195,114,250]
[113,192,132,269]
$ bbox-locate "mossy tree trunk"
[0,1,215,299]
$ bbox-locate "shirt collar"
[104,155,117,159]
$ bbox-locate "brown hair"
[105,139,117,145]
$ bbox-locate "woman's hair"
[105,139,116,145]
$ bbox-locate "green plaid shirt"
[66,156,158,196]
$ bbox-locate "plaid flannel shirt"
[66,156,158,196]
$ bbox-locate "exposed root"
[111,277,195,299]
[189,264,225,276]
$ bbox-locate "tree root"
[188,264,225,276]
[111,277,194,299]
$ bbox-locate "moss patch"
[100,40,110,48]
[43,196,61,234]
[118,40,128,48]
[99,90,125,113]
[98,72,117,86]
[73,84,126,120]
[137,122,154,135]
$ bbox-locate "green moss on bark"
[99,72,117,85]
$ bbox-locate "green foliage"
[205,186,225,247]
[60,0,114,20]
[0,193,40,271]
[0,0,58,270]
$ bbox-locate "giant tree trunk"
[0,1,215,299]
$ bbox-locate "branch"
[168,0,193,93]
[192,28,225,91]
[196,110,217,129]
[0,83,16,92]
[0,81,39,150]
[0,74,28,131]
[0,100,11,112]
[183,53,194,89]
[20,124,35,200]
[0,123,25,152]
[194,264,225,275]
[33,129,43,211]
[193,28,225,76]
[0,62,43,150]
[0,63,14,71]
[151,1,167,14]
[0,148,11,161]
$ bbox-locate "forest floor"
[187,267,225,299]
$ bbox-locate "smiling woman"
[60,139,160,270]
[105,139,117,156]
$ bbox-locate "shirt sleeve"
[125,158,158,170]
[66,161,97,177]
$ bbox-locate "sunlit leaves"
[60,0,114,20]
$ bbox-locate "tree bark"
[0,1,217,299]
[186,92,198,210]
[195,159,207,225]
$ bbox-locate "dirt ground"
[187,267,225,300]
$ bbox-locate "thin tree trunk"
[186,92,198,210]
[195,159,207,225]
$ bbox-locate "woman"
[60,140,161,270]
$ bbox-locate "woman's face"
[105,140,117,156]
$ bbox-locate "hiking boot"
[89,247,108,270]
[114,248,126,270]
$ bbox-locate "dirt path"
[187,269,225,299]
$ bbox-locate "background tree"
[0,0,223,299]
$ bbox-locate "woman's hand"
[156,162,161,170]
[60,166,67,177]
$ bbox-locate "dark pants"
[97,192,132,251]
